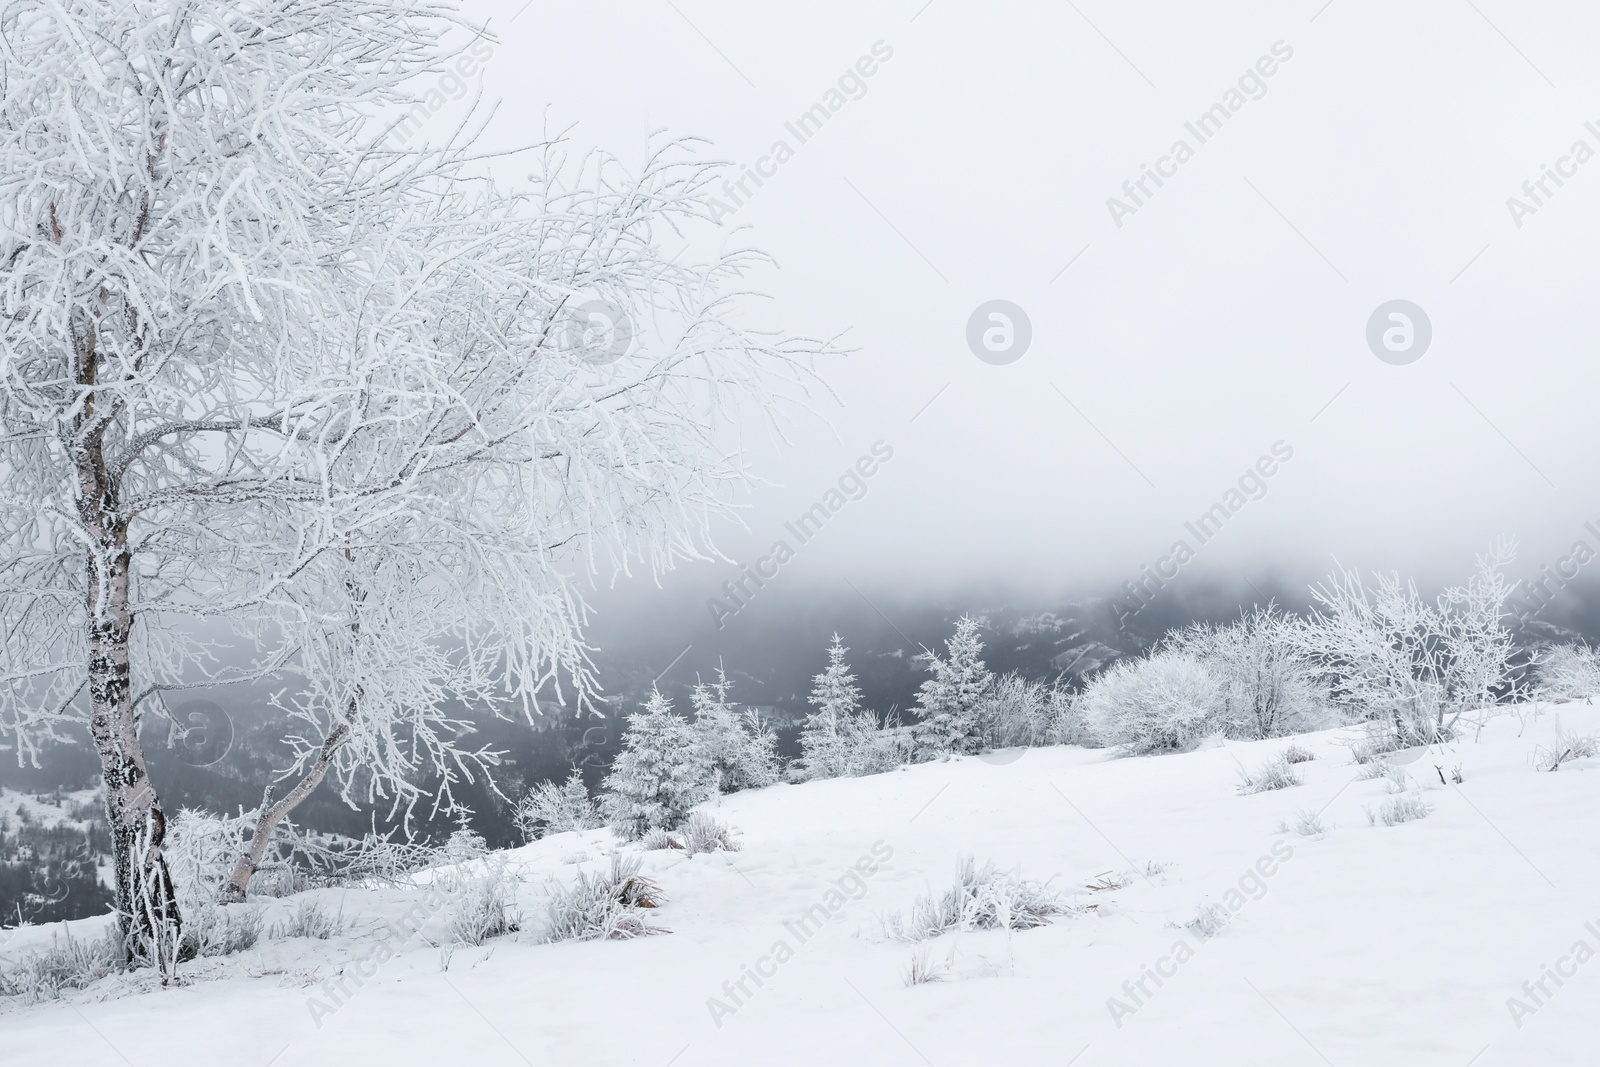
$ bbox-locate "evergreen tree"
[801,634,871,779]
[912,615,994,757]
[690,668,780,793]
[600,689,716,840]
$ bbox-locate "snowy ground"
[4,701,1600,1066]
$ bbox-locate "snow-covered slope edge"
[5,702,1599,1067]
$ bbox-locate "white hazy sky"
[462,0,1600,600]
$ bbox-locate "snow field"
[4,702,1599,1066]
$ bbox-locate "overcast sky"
[463,0,1600,608]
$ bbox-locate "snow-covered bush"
[912,616,995,758]
[166,809,249,908]
[689,670,780,793]
[600,689,717,840]
[1280,808,1327,836]
[1167,606,1329,739]
[1184,903,1230,940]
[447,866,522,946]
[1043,686,1097,747]
[1367,794,1431,826]
[1280,742,1316,764]
[271,899,348,940]
[0,927,126,1004]
[1235,756,1302,795]
[1534,729,1599,772]
[1536,645,1600,701]
[515,770,602,841]
[903,947,953,986]
[1296,543,1521,747]
[640,811,742,855]
[180,904,265,960]
[881,857,1068,942]
[539,855,667,943]
[1355,759,1392,781]
[980,672,1050,748]
[1079,650,1225,755]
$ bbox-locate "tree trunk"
[221,703,355,903]
[74,363,184,962]
[84,532,184,960]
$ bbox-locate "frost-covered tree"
[600,690,715,840]
[1079,649,1225,754]
[979,673,1095,749]
[0,0,826,936]
[515,770,602,841]
[912,615,994,757]
[689,668,779,793]
[1166,605,1328,739]
[799,634,872,778]
[1294,542,1521,745]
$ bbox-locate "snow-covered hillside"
[5,703,1599,1066]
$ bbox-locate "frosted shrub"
[981,673,1050,748]
[1280,742,1316,764]
[163,809,268,958]
[1236,756,1302,795]
[1536,645,1600,701]
[1279,808,1327,836]
[1079,650,1225,755]
[1044,686,1097,747]
[166,809,247,907]
[515,770,602,841]
[1296,543,1521,747]
[640,812,741,855]
[180,904,265,959]
[447,870,522,946]
[683,812,741,854]
[882,858,1068,942]
[979,674,1093,749]
[1367,794,1431,826]
[1184,903,1230,940]
[1168,606,1329,739]
[1355,759,1392,781]
[903,947,954,986]
[1534,729,1599,772]
[271,898,348,940]
[0,927,127,1003]
[540,856,667,943]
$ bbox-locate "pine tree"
[801,634,871,779]
[912,615,994,757]
[689,668,780,793]
[600,689,716,840]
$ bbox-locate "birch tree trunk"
[74,370,183,952]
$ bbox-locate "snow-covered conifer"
[912,616,994,758]
[689,669,779,793]
[600,690,715,840]
[800,635,873,778]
